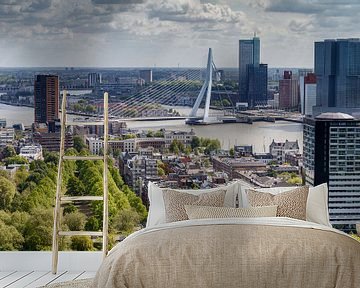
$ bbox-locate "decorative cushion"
[246,186,309,220]
[184,205,278,220]
[162,189,226,223]
[146,181,242,227]
[244,183,331,227]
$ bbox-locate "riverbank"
[0,101,33,108]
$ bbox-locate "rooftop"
[315,112,355,120]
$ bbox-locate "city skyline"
[0,0,359,68]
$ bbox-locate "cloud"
[92,0,144,4]
[265,0,322,14]
[21,0,52,12]
[147,0,246,24]
[288,19,314,33]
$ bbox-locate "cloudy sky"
[0,0,358,68]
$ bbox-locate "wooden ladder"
[51,90,109,274]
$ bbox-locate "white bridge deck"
[0,252,102,287]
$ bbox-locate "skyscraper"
[247,64,268,107]
[279,71,299,110]
[314,38,360,116]
[299,73,316,116]
[139,70,153,84]
[88,72,101,88]
[238,36,267,107]
[303,112,360,231]
[34,75,59,131]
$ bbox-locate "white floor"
[0,271,95,288]
[0,251,102,288]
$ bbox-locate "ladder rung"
[61,196,103,202]
[63,155,103,161]
[66,121,104,126]
[59,231,103,237]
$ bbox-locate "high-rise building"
[314,38,360,116]
[88,72,102,88]
[239,36,267,107]
[300,73,317,116]
[247,64,268,107]
[303,112,360,231]
[279,71,299,110]
[139,70,153,83]
[34,75,59,130]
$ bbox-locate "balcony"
[0,251,100,287]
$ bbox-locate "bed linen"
[93,217,360,288]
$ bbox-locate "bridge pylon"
[187,48,218,125]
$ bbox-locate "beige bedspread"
[93,218,360,288]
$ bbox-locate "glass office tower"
[314,38,360,115]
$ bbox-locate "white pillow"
[146,181,241,228]
[241,183,331,227]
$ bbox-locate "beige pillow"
[185,205,278,220]
[246,186,309,220]
[162,189,226,223]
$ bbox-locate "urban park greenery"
[0,146,147,252]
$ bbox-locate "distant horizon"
[0,66,313,70]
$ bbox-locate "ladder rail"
[52,90,67,274]
[102,92,109,259]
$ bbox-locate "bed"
[92,182,360,288]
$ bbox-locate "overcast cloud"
[0,0,358,67]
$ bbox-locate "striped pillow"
[185,205,278,219]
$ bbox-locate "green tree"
[154,130,164,138]
[2,145,16,158]
[229,148,235,157]
[191,136,201,149]
[112,148,121,159]
[71,236,94,251]
[113,208,141,234]
[73,136,87,153]
[63,203,78,215]
[4,156,28,165]
[0,219,24,251]
[85,216,100,231]
[66,176,85,196]
[63,211,86,231]
[23,209,53,251]
[14,166,29,191]
[157,166,165,176]
[123,134,136,140]
[43,151,59,166]
[170,140,183,154]
[0,176,16,210]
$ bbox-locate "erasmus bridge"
[107,48,235,125]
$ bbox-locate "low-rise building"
[164,129,195,148]
[234,145,253,156]
[0,128,15,144]
[212,156,266,179]
[269,139,299,163]
[285,152,303,167]
[86,136,104,155]
[19,145,43,161]
[0,119,6,128]
[254,153,273,164]
[123,155,158,195]
[87,137,166,155]
[33,132,73,152]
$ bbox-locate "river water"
[0,103,303,153]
